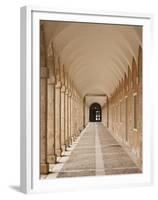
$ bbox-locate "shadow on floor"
[9,185,21,193]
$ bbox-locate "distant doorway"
[89,103,102,122]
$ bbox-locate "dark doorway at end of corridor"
[89,103,102,122]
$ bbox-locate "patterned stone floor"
[42,122,141,179]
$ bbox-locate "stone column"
[79,99,83,131]
[78,98,81,133]
[40,67,49,174]
[79,97,83,130]
[71,93,76,141]
[83,96,86,128]
[76,97,80,136]
[73,94,77,138]
[78,100,81,131]
[47,76,56,164]
[107,96,109,128]
[60,85,66,153]
[70,92,73,141]
[40,23,49,174]
[65,89,69,149]
[68,90,72,145]
[75,97,78,136]
[85,105,89,125]
[55,81,61,158]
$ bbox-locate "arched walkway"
[40,20,142,178]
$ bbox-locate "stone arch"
[132,57,138,89]
[89,103,102,122]
[124,72,128,93]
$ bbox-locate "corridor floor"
[42,123,141,179]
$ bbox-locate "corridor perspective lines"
[40,21,142,176]
[44,123,141,179]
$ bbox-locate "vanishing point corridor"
[40,21,142,178]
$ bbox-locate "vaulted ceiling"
[42,21,142,107]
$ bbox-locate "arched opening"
[89,103,102,122]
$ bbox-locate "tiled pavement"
[43,123,141,179]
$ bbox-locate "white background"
[0,0,157,199]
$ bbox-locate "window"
[95,110,101,121]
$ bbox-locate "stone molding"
[65,89,69,95]
[47,76,56,85]
[68,90,72,97]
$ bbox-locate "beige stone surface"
[40,21,142,175]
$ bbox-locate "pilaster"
[65,89,69,149]
[47,76,56,164]
[60,85,66,153]
[40,66,49,174]
[55,81,62,158]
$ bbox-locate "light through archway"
[89,103,102,122]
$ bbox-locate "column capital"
[68,90,72,97]
[65,88,69,95]
[61,85,66,93]
[47,76,55,85]
[40,67,49,78]
[55,81,61,89]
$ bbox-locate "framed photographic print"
[20,6,153,193]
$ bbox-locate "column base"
[68,137,72,146]
[65,140,69,146]
[40,163,49,174]
[65,140,69,150]
[64,144,67,150]
[65,144,68,150]
[61,145,66,153]
[71,136,75,143]
[47,155,56,164]
[55,149,62,157]
[76,131,80,137]
[72,135,76,142]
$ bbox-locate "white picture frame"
[20,6,153,194]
